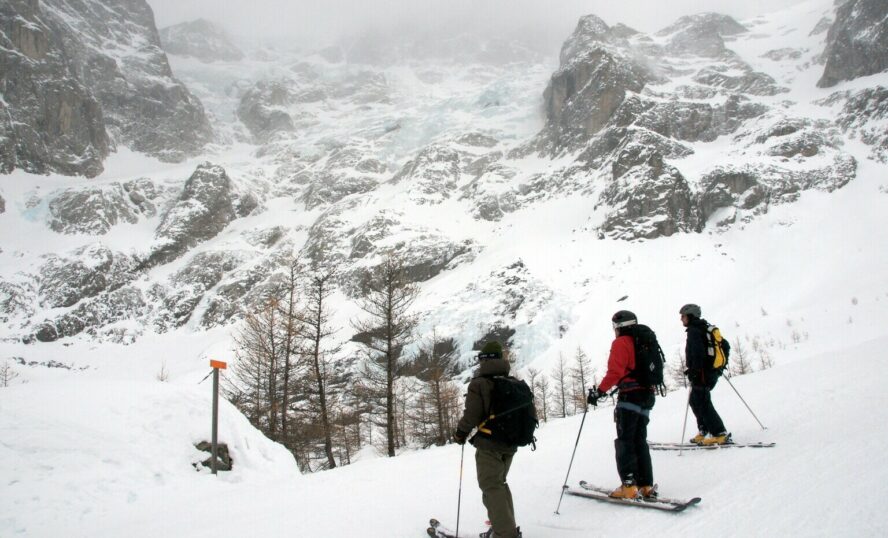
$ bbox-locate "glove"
[452,429,468,445]
[587,387,602,407]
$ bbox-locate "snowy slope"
[2,337,886,536]
[2,0,888,535]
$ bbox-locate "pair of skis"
[566,481,701,512]
[649,440,776,451]
[429,440,775,533]
[429,478,702,537]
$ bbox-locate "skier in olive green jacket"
[453,341,523,538]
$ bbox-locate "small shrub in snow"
[0,361,19,387]
[156,361,169,382]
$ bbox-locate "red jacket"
[598,335,637,393]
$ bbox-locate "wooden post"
[209,360,227,475]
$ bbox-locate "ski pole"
[723,374,767,430]
[555,400,589,514]
[679,387,691,457]
[456,443,465,538]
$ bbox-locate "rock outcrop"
[159,19,244,62]
[42,0,212,162]
[0,0,110,177]
[47,179,162,234]
[37,244,136,308]
[818,0,888,87]
[148,163,237,266]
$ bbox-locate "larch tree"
[352,257,419,457]
[298,268,341,469]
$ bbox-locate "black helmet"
[679,304,701,318]
[612,310,638,329]
[478,341,503,360]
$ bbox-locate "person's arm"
[456,379,487,435]
[598,337,631,393]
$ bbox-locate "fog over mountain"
[148,0,807,52]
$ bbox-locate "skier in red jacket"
[588,310,657,499]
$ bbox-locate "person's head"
[679,303,701,327]
[611,310,637,337]
[478,340,504,362]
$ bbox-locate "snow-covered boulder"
[152,251,248,330]
[148,163,237,267]
[392,144,461,204]
[37,244,136,309]
[159,19,244,62]
[301,147,385,209]
[237,80,298,143]
[835,86,888,162]
[33,285,148,342]
[47,179,162,235]
[598,156,698,240]
[657,13,747,58]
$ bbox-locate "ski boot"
[702,432,732,446]
[639,484,658,500]
[610,481,639,499]
[689,432,707,445]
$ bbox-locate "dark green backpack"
[482,376,538,448]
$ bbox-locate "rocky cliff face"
[529,9,856,240]
[818,0,888,87]
[159,19,244,62]
[43,0,213,162]
[0,0,212,177]
[0,0,110,177]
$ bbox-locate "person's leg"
[702,379,726,434]
[689,384,710,434]
[635,394,654,487]
[502,451,514,521]
[476,448,518,538]
[614,407,640,484]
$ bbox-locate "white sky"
[147,0,812,50]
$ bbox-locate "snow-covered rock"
[237,80,299,143]
[148,163,238,267]
[37,244,136,309]
[46,179,163,235]
[818,0,888,87]
[0,0,110,177]
[42,0,212,162]
[159,19,244,62]
[834,86,888,162]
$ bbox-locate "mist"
[148,0,809,56]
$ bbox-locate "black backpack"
[482,376,538,448]
[629,324,666,394]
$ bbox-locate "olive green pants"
[475,447,518,538]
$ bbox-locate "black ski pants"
[690,376,726,435]
[614,390,655,487]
